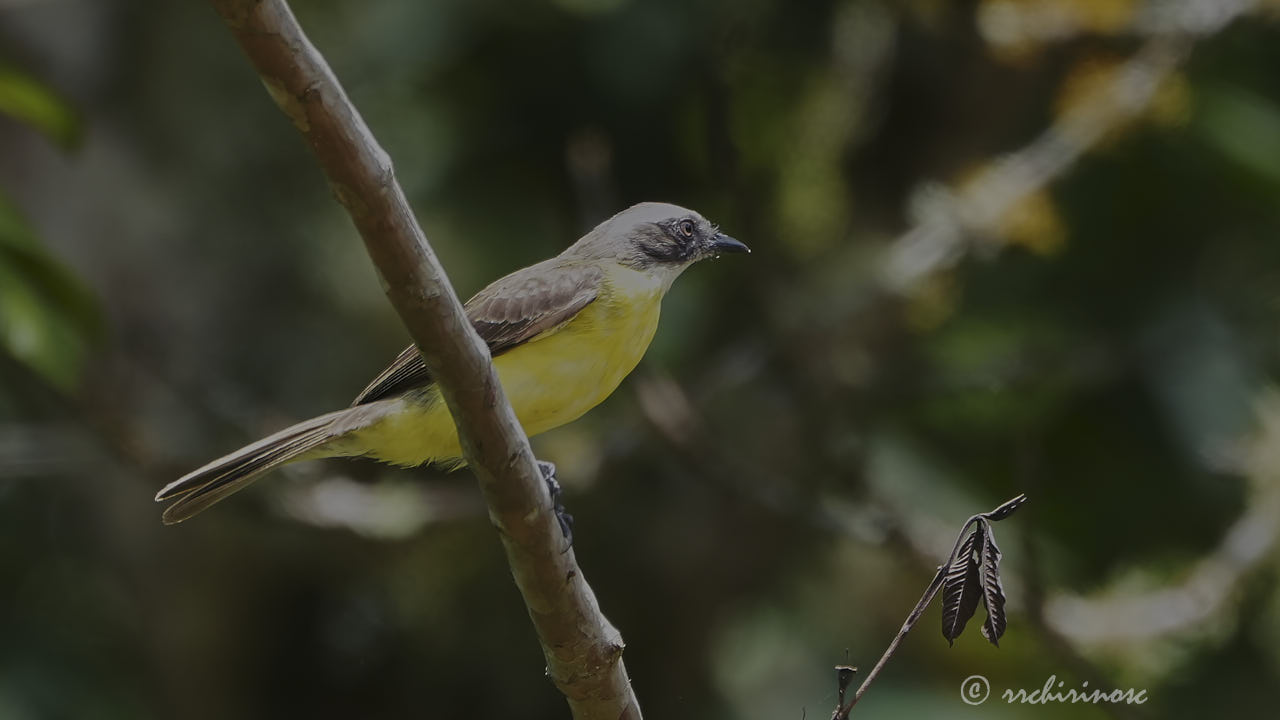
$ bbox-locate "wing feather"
[351,260,602,405]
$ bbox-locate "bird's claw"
[537,460,574,550]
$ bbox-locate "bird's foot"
[537,460,574,550]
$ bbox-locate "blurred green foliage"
[3,1,1280,719]
[0,195,100,391]
[0,60,97,392]
[0,63,81,150]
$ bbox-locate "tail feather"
[157,409,353,524]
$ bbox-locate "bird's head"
[566,202,749,281]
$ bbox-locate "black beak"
[710,232,750,254]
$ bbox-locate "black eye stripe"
[640,239,688,263]
[660,217,699,240]
[636,218,702,264]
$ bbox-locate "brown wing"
[350,344,430,406]
[351,260,602,405]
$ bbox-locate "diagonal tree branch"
[205,2,640,717]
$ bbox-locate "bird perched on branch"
[155,202,748,523]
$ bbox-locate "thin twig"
[833,495,1028,718]
[203,2,640,717]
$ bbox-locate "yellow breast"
[498,264,664,436]
[355,263,666,466]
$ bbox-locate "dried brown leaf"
[985,493,1029,522]
[979,524,1008,646]
[941,524,983,645]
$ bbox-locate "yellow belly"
[350,266,665,466]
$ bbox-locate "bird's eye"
[678,219,696,239]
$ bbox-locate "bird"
[155,202,749,523]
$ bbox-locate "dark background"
[3,0,1280,718]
